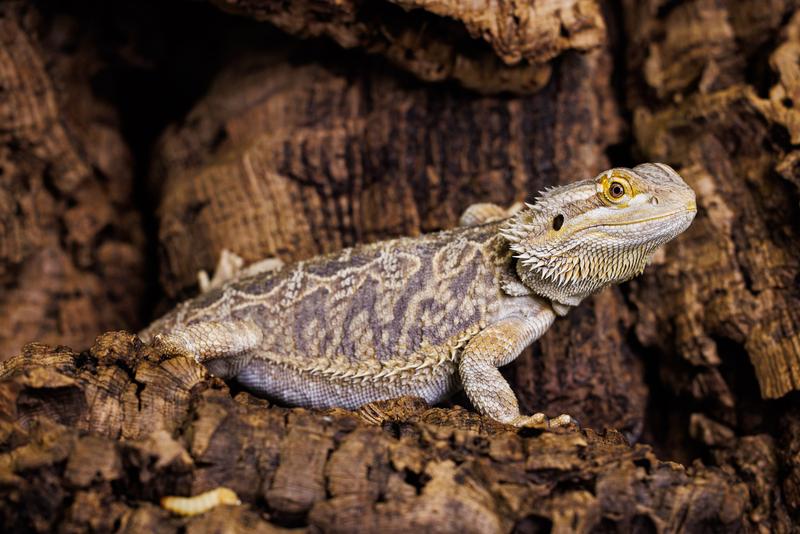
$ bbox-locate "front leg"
[458,310,573,428]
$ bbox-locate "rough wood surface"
[609,2,800,512]
[210,0,606,93]
[622,0,800,401]
[0,334,784,533]
[0,2,145,360]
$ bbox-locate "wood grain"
[623,0,800,400]
[0,2,145,359]
[0,335,777,532]
[210,0,606,93]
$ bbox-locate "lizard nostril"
[650,196,659,205]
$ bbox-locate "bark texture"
[0,3,146,360]
[211,0,606,93]
[623,0,800,402]
[0,335,782,532]
[1,0,800,531]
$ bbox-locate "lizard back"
[144,221,511,371]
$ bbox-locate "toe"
[547,413,581,430]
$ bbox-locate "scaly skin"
[141,163,697,428]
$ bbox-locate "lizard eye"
[600,173,632,204]
[552,214,564,230]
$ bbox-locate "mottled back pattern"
[144,221,511,372]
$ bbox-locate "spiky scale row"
[264,325,479,385]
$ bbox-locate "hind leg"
[152,319,263,378]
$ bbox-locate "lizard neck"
[487,233,577,317]
[514,260,584,311]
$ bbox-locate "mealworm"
[160,487,241,516]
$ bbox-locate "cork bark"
[210,0,606,93]
[0,335,781,532]
[1,0,800,531]
[0,3,146,360]
[623,0,800,401]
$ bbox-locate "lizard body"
[141,163,697,427]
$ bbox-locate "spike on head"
[501,163,696,307]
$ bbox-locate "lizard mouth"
[588,208,696,228]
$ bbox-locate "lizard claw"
[511,412,580,431]
[511,413,547,429]
[547,413,581,430]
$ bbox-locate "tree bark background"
[1,0,800,532]
[0,2,146,357]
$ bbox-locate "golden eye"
[609,181,625,199]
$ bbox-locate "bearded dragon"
[140,163,696,428]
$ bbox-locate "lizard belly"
[236,356,460,410]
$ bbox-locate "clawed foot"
[198,249,245,293]
[511,412,580,431]
[198,249,284,293]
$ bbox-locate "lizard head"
[501,163,696,308]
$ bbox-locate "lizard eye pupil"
[552,214,564,231]
[609,182,625,199]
